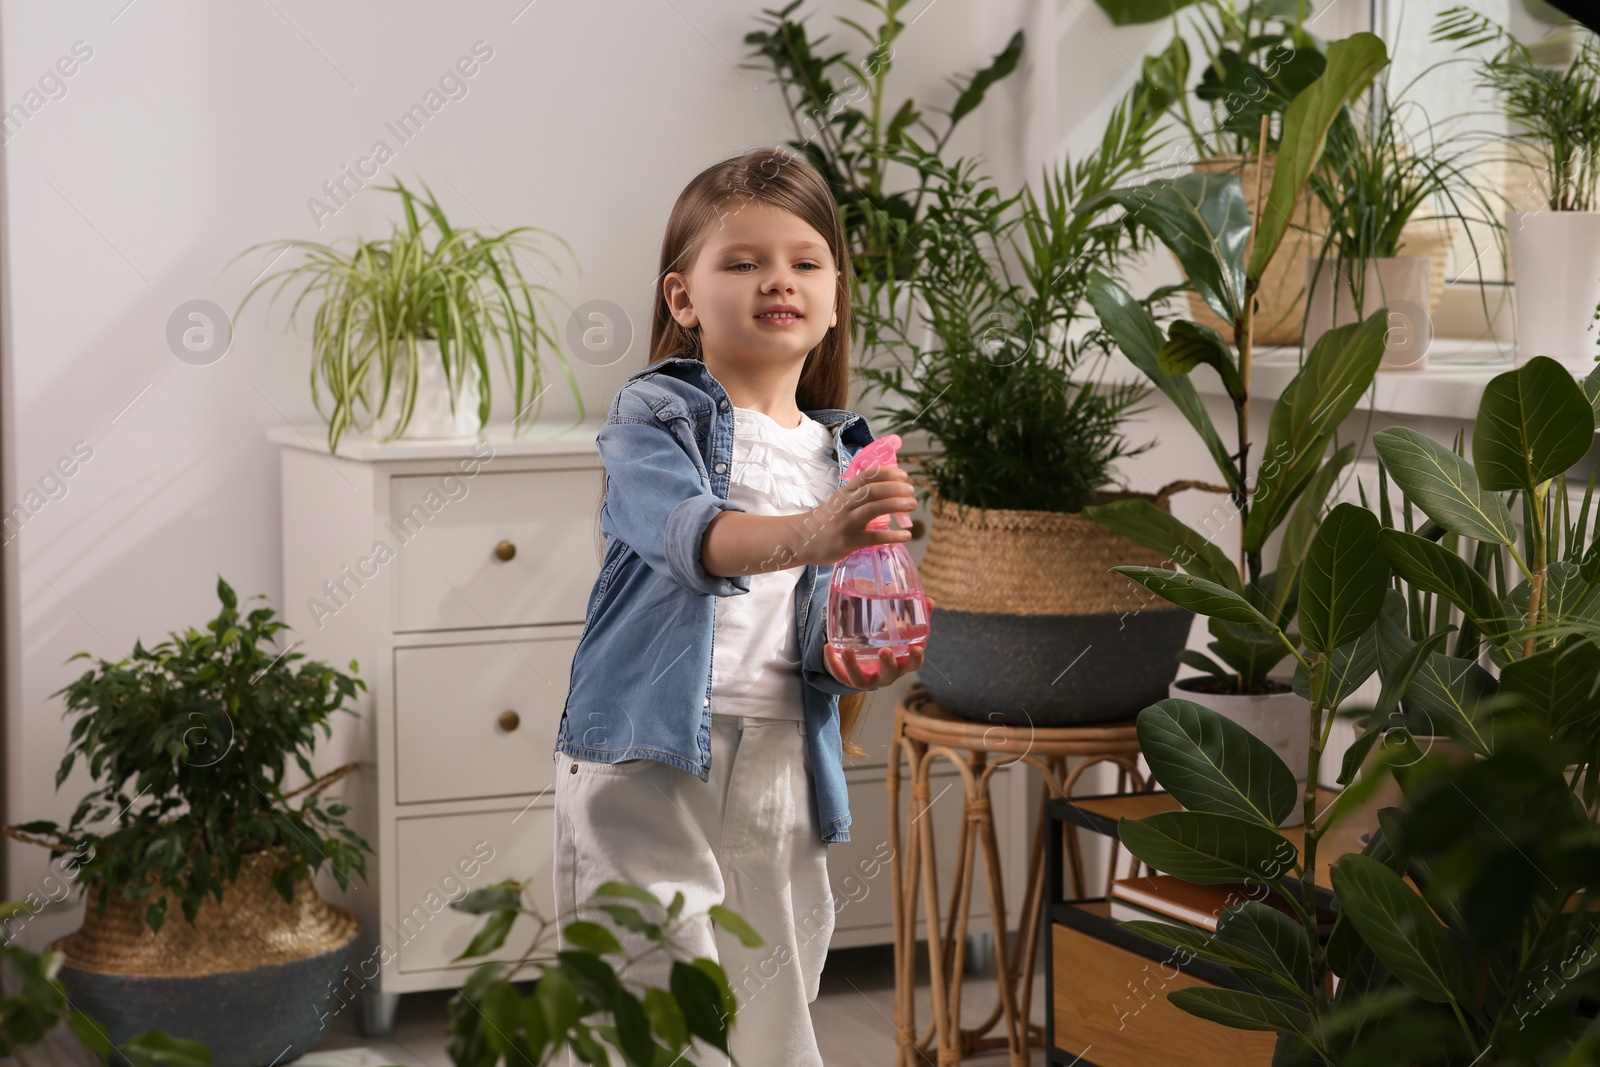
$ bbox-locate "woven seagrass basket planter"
[917,485,1194,726]
[48,847,359,1067]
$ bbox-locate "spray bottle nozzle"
[843,434,907,532]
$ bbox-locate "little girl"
[552,147,932,1066]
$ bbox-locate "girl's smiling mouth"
[755,304,803,324]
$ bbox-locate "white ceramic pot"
[1169,676,1311,828]
[370,338,483,441]
[1508,210,1600,369]
[1304,255,1433,372]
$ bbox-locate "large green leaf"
[1159,319,1245,400]
[1293,622,1378,709]
[1244,310,1388,552]
[1137,699,1298,827]
[1499,638,1600,740]
[1091,0,1201,25]
[1087,272,1238,490]
[1092,173,1250,324]
[948,31,1025,126]
[1379,529,1517,648]
[1274,442,1357,621]
[1118,919,1294,978]
[1474,356,1595,493]
[1299,503,1388,654]
[1215,900,1315,1000]
[1373,426,1516,545]
[1331,854,1464,1005]
[1083,497,1241,592]
[1118,810,1298,885]
[1166,987,1313,1035]
[1113,567,1283,633]
[1248,32,1390,279]
[1374,590,1495,754]
[1584,363,1600,430]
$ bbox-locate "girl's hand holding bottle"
[803,456,937,690]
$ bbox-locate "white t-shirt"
[710,406,840,720]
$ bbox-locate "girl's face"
[663,201,840,368]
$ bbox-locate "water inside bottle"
[828,590,930,676]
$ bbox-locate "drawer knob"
[498,709,521,732]
[495,540,517,562]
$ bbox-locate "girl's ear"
[663,272,698,329]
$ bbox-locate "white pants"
[553,713,835,1067]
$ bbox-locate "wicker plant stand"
[888,683,1152,1066]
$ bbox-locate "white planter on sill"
[1304,255,1433,372]
[1507,209,1600,370]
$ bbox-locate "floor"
[14,936,1055,1067]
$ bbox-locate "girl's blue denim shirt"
[554,354,876,844]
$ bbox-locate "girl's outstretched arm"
[701,465,917,578]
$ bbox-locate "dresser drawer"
[394,638,576,804]
[395,808,556,974]
[389,468,601,632]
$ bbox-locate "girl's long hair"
[598,145,870,761]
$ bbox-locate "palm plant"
[1433,5,1600,213]
[846,75,1171,513]
[741,0,1025,351]
[232,178,583,451]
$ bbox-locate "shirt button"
[714,462,727,474]
[569,762,578,774]
[704,697,711,707]
[720,400,730,411]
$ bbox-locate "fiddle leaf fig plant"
[1108,355,1600,1064]
[1078,31,1392,694]
[7,577,371,936]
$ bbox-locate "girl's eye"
[730,262,822,272]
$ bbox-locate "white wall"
[0,0,1031,937]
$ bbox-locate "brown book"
[1111,876,1335,934]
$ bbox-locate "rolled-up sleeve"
[597,388,752,598]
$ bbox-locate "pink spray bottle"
[826,434,932,679]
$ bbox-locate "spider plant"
[1434,5,1600,213]
[231,178,583,451]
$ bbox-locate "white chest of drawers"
[269,423,1029,1034]
[270,422,608,1034]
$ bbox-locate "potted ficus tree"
[4,578,371,1066]
[1434,5,1600,369]
[846,74,1204,726]
[1103,354,1600,1064]
[1078,31,1392,822]
[231,178,585,451]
